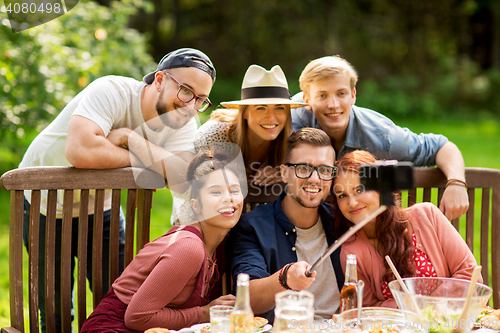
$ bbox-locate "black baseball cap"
[143,48,216,84]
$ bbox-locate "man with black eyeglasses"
[227,128,344,323]
[19,48,216,333]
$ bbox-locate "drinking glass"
[274,290,314,333]
[210,305,233,333]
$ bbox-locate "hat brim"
[143,71,156,84]
[220,98,308,109]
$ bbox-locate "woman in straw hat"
[195,64,308,186]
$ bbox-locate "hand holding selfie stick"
[305,205,387,277]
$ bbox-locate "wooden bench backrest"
[0,166,161,333]
[241,167,500,307]
[410,167,500,307]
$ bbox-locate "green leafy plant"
[0,0,155,173]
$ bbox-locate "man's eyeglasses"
[285,163,337,181]
[163,72,212,112]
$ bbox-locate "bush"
[0,0,156,173]
[356,57,500,120]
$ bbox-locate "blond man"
[291,55,468,221]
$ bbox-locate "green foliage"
[0,0,156,173]
[357,64,500,120]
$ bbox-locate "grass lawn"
[0,117,498,329]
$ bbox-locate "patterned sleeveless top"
[381,231,437,299]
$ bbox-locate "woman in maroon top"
[81,151,246,332]
[332,150,480,307]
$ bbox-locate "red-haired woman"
[332,150,480,307]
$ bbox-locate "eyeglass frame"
[162,71,212,112]
[285,163,337,181]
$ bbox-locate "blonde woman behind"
[195,64,308,186]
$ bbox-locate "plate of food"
[476,307,500,330]
[187,317,271,333]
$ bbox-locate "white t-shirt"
[296,218,340,319]
[20,75,197,217]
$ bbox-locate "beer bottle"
[230,273,254,333]
[339,254,358,312]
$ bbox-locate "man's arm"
[66,116,193,191]
[249,262,316,314]
[66,115,132,169]
[107,127,193,191]
[435,141,469,220]
[386,122,468,220]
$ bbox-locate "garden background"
[1,0,500,328]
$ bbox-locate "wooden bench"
[1,166,499,332]
[409,167,500,307]
[0,166,163,333]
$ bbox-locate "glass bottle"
[230,273,254,333]
[340,254,358,313]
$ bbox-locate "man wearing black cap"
[19,48,216,332]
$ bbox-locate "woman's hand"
[252,166,282,186]
[200,294,236,322]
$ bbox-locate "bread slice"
[477,307,500,329]
[480,315,499,329]
[145,328,170,333]
[253,317,268,328]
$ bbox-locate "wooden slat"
[0,167,164,190]
[77,189,90,332]
[9,191,24,331]
[45,190,58,333]
[136,189,152,251]
[465,188,475,252]
[407,189,417,207]
[92,189,105,308]
[109,189,121,286]
[1,327,23,333]
[422,187,432,203]
[437,187,445,207]
[480,188,490,286]
[492,184,500,308]
[28,190,41,333]
[60,190,73,333]
[124,189,137,267]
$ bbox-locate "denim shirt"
[226,193,344,322]
[291,92,448,166]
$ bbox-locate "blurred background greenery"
[1,0,500,328]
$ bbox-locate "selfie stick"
[305,205,387,277]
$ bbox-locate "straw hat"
[221,65,308,109]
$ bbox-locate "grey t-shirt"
[296,218,340,319]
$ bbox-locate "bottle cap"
[346,254,357,264]
[237,273,250,285]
